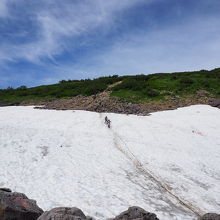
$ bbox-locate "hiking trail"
[100,114,204,218]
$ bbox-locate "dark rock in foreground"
[111,206,159,220]
[37,207,87,220]
[0,188,43,220]
[210,99,220,108]
[37,206,159,220]
[199,213,220,220]
[1,188,220,220]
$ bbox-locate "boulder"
[199,213,220,220]
[111,206,159,220]
[37,207,87,220]
[210,99,220,108]
[0,188,12,192]
[0,188,43,220]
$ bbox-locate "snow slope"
[0,105,219,220]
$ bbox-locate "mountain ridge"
[1,68,220,114]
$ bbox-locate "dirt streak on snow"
[0,105,219,220]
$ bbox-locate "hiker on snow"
[104,116,111,128]
[105,116,108,124]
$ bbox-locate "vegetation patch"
[0,68,220,104]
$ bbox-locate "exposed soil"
[29,90,218,115]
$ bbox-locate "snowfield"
[0,105,220,220]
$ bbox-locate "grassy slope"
[0,76,121,103]
[0,68,220,103]
[111,68,220,102]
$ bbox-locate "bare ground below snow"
[23,90,219,115]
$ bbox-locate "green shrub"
[112,78,146,91]
[179,77,194,85]
[199,80,210,88]
[84,83,107,96]
[142,87,160,97]
[17,86,27,90]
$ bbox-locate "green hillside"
[0,68,220,104]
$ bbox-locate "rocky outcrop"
[0,102,20,107]
[34,90,214,115]
[34,92,149,115]
[0,188,43,220]
[37,207,88,220]
[37,206,159,220]
[199,213,220,220]
[38,206,160,220]
[1,188,220,220]
[111,206,159,220]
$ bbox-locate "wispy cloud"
[49,14,220,81]
[0,0,146,63]
[0,0,8,17]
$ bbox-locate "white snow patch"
[0,105,219,219]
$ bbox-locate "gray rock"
[0,188,12,192]
[0,188,43,220]
[0,102,9,107]
[199,213,220,220]
[86,216,96,220]
[37,207,87,220]
[111,206,159,220]
[210,99,220,108]
[0,102,20,107]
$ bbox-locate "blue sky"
[0,0,220,88]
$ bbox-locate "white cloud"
[51,16,220,80]
[0,0,147,63]
[0,0,9,17]
[0,0,17,17]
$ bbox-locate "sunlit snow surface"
[0,105,219,220]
